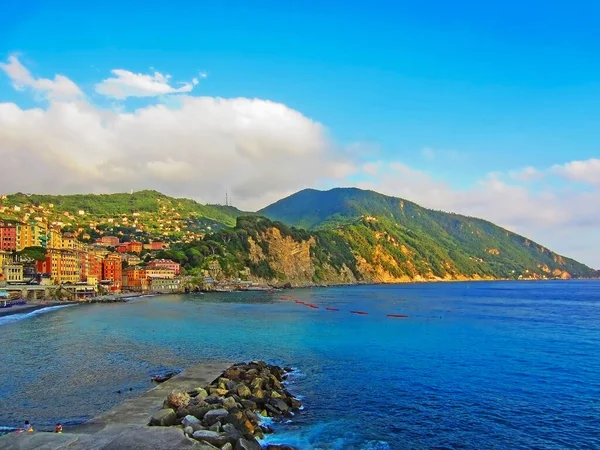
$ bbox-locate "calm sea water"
[1,281,600,449]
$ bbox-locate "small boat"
[350,310,368,315]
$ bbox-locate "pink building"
[146,259,180,275]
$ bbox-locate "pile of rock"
[149,361,302,450]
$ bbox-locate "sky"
[1,0,599,267]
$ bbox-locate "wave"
[260,420,392,450]
[0,304,77,326]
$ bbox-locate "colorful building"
[146,259,181,275]
[116,241,143,254]
[95,236,120,247]
[102,253,123,291]
[0,224,17,251]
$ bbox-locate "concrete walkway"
[0,362,231,450]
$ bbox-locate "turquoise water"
[1,281,600,449]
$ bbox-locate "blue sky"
[1,1,599,266]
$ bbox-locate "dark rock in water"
[283,367,293,373]
[264,404,282,417]
[269,398,290,414]
[150,408,177,426]
[204,408,229,425]
[234,437,261,450]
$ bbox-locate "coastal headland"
[0,361,300,450]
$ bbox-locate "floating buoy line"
[279,296,409,319]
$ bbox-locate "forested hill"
[257,187,596,280]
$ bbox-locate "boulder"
[271,391,282,399]
[182,415,202,427]
[250,378,263,390]
[204,408,229,425]
[237,384,252,399]
[150,408,177,426]
[209,421,222,432]
[192,430,229,447]
[222,396,237,410]
[196,388,209,399]
[269,398,289,414]
[234,437,261,450]
[189,406,211,420]
[252,388,265,400]
[221,444,234,450]
[240,399,257,411]
[167,391,191,409]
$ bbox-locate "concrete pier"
[0,362,231,450]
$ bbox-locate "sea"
[1,281,599,449]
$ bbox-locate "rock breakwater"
[150,361,301,450]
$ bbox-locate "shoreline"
[0,301,78,318]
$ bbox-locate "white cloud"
[94,69,196,99]
[0,55,83,100]
[0,92,349,209]
[509,165,542,182]
[199,72,208,79]
[552,158,600,185]
[192,77,199,86]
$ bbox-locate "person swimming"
[55,423,63,433]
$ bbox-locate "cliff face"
[237,219,580,287]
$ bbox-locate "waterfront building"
[3,263,24,283]
[102,253,123,291]
[150,277,181,293]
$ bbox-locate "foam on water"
[0,304,76,326]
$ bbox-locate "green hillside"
[0,190,246,241]
[259,187,596,279]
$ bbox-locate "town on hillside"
[0,218,188,300]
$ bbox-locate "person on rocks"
[55,423,63,433]
[23,421,33,432]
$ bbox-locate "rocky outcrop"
[151,361,301,450]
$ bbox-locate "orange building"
[102,253,123,291]
[116,241,143,254]
[0,224,17,251]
